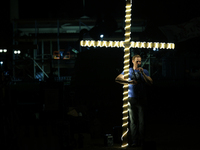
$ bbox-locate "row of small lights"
[0,49,7,65]
[14,50,21,54]
[80,41,175,49]
[0,49,21,54]
[0,49,7,53]
[0,49,21,65]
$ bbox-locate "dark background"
[1,0,200,150]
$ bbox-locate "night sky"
[15,0,200,24]
[1,0,199,48]
[1,0,200,37]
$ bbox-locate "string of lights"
[80,40,175,49]
[121,0,132,148]
[80,0,175,148]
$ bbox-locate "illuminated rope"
[80,40,175,49]
[123,103,129,108]
[121,143,129,148]
[123,97,129,101]
[123,84,129,88]
[122,116,129,120]
[121,128,129,144]
[79,0,175,149]
[122,110,129,114]
[121,0,132,148]
[122,122,128,127]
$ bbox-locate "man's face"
[132,57,141,67]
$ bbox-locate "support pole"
[57,20,60,78]
[148,50,151,76]
[42,40,44,81]
[79,20,82,52]
[33,20,38,79]
[12,21,16,80]
[50,41,53,78]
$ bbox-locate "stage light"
[14,50,21,54]
[100,34,104,38]
[0,61,3,65]
[153,48,159,51]
[0,49,7,53]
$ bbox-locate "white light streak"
[122,116,129,120]
[123,110,129,114]
[125,25,131,29]
[123,103,129,108]
[121,143,129,148]
[122,122,128,127]
[121,128,129,141]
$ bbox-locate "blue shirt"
[121,68,149,98]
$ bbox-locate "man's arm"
[115,74,137,85]
[139,68,153,85]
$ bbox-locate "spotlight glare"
[100,34,104,38]
[0,49,2,53]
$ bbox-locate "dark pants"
[128,97,146,143]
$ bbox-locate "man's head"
[132,55,141,68]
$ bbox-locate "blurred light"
[14,50,21,54]
[140,42,146,48]
[153,42,159,49]
[0,61,3,65]
[153,48,159,51]
[100,34,104,38]
[72,48,79,54]
[147,42,153,48]
[0,49,7,53]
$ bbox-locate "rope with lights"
[121,0,132,148]
[80,0,175,148]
